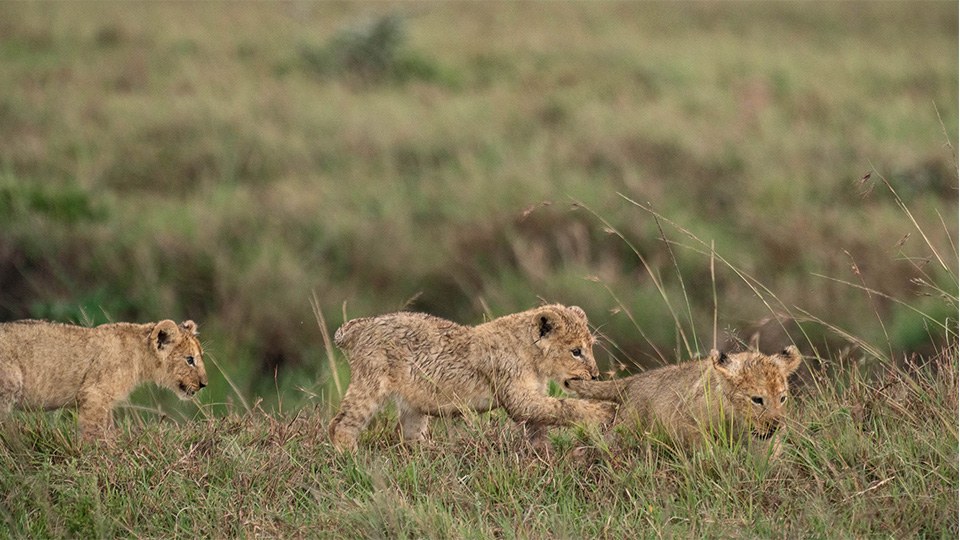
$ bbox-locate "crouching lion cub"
[0,319,207,441]
[329,304,616,451]
[567,347,802,447]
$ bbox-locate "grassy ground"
[0,346,956,539]
[0,2,956,537]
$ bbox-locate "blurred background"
[0,2,956,418]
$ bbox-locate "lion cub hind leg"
[397,404,429,443]
[329,378,389,452]
[0,365,24,415]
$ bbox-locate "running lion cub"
[329,305,616,451]
[567,347,802,447]
[0,319,207,441]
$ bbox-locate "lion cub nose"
[198,380,207,389]
[591,376,600,381]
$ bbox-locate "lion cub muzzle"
[561,375,599,390]
[758,415,783,437]
[754,424,780,440]
[177,374,207,398]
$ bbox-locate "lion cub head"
[529,305,600,389]
[711,346,802,438]
[149,320,208,400]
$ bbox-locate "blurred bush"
[299,13,456,88]
[0,2,955,412]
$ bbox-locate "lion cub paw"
[585,400,618,426]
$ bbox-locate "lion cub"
[329,304,616,451]
[0,319,207,441]
[567,347,802,447]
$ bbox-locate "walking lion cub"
[0,319,208,441]
[329,304,616,451]
[567,347,802,447]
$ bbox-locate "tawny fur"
[567,347,802,447]
[329,304,616,451]
[0,319,208,441]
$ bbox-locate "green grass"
[0,2,956,537]
[0,346,955,538]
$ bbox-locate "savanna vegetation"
[0,2,956,538]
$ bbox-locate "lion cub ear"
[776,345,802,376]
[566,306,588,324]
[710,349,740,379]
[151,320,180,353]
[180,320,198,336]
[531,305,564,339]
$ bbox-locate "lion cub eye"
[780,395,786,404]
[186,356,195,366]
[571,348,582,358]
[751,396,764,405]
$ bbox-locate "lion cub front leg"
[521,422,554,454]
[498,386,616,428]
[77,386,119,443]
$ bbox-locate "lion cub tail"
[566,378,628,403]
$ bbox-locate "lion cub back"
[0,321,102,409]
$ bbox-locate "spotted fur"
[329,305,615,451]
